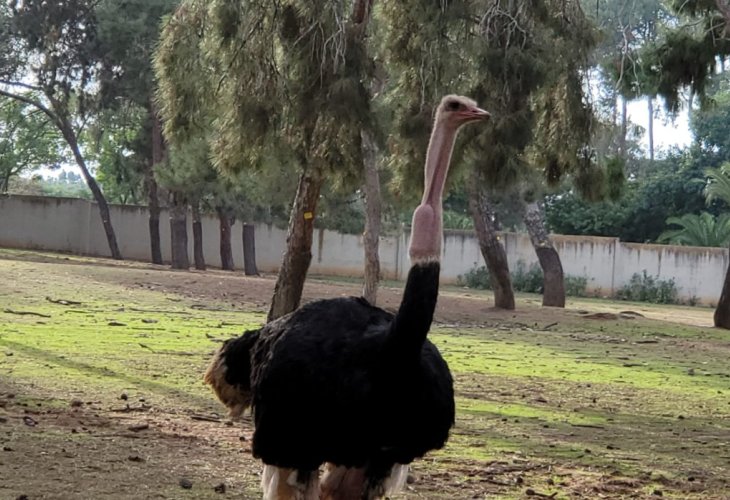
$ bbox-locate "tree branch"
[0,88,62,130]
[715,0,730,27]
[0,79,43,93]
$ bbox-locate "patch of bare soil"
[0,380,261,499]
[0,381,549,500]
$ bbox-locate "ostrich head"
[434,95,491,128]
[409,95,490,263]
[204,331,259,418]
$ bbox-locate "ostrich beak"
[460,106,491,122]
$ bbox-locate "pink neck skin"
[408,120,459,264]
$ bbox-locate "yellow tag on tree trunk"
[303,211,314,220]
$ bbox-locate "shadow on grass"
[0,338,215,410]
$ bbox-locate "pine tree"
[155,1,378,319]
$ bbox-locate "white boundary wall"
[1,195,727,304]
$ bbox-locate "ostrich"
[205,95,490,500]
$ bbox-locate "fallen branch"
[190,414,222,423]
[92,432,143,439]
[485,464,543,474]
[46,296,82,306]
[525,489,557,498]
[190,304,227,312]
[481,477,512,486]
[111,405,151,413]
[127,307,191,315]
[4,309,51,318]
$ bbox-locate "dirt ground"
[1,250,726,500]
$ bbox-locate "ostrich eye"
[446,101,461,111]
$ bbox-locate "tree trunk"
[619,96,628,159]
[146,173,163,265]
[352,0,374,24]
[169,192,189,270]
[351,0,379,303]
[242,223,259,276]
[467,171,515,310]
[267,169,323,322]
[191,202,206,270]
[523,200,565,308]
[361,130,381,305]
[714,250,730,328]
[1,172,10,192]
[60,122,122,260]
[147,104,165,265]
[647,96,654,164]
[218,207,235,271]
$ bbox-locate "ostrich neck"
[389,120,458,356]
[408,121,459,263]
[423,123,458,206]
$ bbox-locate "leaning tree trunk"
[0,89,122,259]
[191,201,206,271]
[169,192,189,270]
[267,169,323,322]
[361,130,381,305]
[523,200,565,308]
[714,256,730,328]
[147,104,165,265]
[242,223,259,276]
[467,171,515,310]
[60,122,122,260]
[217,207,235,271]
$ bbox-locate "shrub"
[457,264,492,289]
[458,260,589,297]
[564,275,588,297]
[511,261,543,294]
[615,271,679,304]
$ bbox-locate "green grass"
[1,276,263,409]
[1,249,730,499]
[420,321,730,497]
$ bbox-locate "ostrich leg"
[261,466,318,500]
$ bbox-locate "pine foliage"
[637,0,730,111]
[382,0,599,198]
[154,0,375,183]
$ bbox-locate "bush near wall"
[458,264,685,305]
[615,271,680,304]
[458,260,589,297]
